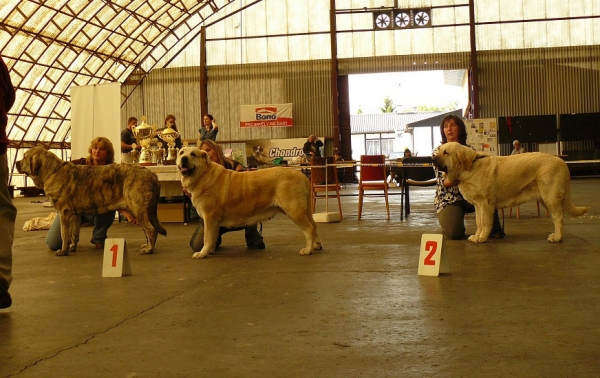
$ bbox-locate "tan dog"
[177,146,322,259]
[16,146,167,256]
[432,142,589,243]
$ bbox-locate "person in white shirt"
[511,140,526,155]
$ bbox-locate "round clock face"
[375,13,391,29]
[414,11,430,27]
[395,12,410,28]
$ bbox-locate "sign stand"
[418,234,449,276]
[313,160,342,223]
[102,238,132,277]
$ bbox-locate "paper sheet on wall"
[465,118,498,156]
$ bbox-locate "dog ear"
[458,146,478,171]
[31,153,41,176]
[200,150,211,165]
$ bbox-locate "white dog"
[177,147,322,258]
[252,145,272,165]
[432,142,589,243]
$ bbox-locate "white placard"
[418,234,449,276]
[102,238,132,277]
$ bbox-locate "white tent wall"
[70,83,122,161]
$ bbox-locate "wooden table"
[145,165,189,223]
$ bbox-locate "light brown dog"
[16,146,167,255]
[177,146,322,259]
[432,142,589,243]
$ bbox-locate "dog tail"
[563,194,589,217]
[155,221,167,236]
[151,213,167,236]
[566,204,590,217]
[560,182,590,217]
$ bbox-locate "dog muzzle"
[178,157,195,177]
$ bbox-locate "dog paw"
[468,235,487,243]
[299,248,313,255]
[55,250,69,256]
[547,233,562,243]
[192,251,209,259]
[139,244,154,254]
[313,241,323,250]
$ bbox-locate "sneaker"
[0,289,12,309]
[90,238,105,249]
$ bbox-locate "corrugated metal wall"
[121,66,202,143]
[122,60,334,143]
[338,52,472,75]
[122,46,600,147]
[478,45,600,117]
[206,59,333,141]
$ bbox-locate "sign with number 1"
[418,234,449,276]
[102,238,132,277]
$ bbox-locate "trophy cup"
[157,121,181,165]
[154,142,165,165]
[130,143,140,163]
[133,116,157,165]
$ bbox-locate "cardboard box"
[157,202,185,223]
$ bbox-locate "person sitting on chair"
[333,150,346,185]
[511,140,526,155]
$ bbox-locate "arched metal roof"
[2,0,598,150]
[1,0,244,149]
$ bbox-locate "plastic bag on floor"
[23,212,57,231]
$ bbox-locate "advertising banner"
[240,103,293,128]
[244,138,308,167]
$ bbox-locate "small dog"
[177,146,322,259]
[16,146,167,255]
[432,142,589,243]
[252,145,272,165]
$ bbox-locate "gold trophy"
[157,121,181,165]
[133,116,157,165]
[130,143,140,163]
[154,142,165,165]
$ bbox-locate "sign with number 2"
[418,234,449,276]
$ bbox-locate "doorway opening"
[348,70,467,160]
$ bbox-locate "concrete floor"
[1,178,599,378]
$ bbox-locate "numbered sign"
[418,234,449,276]
[102,238,132,277]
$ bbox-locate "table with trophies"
[128,117,190,223]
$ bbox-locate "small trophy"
[133,116,157,165]
[130,143,140,163]
[157,121,181,165]
[154,142,165,165]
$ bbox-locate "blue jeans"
[46,211,116,250]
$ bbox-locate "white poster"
[240,103,293,128]
[70,82,121,160]
[465,118,498,156]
